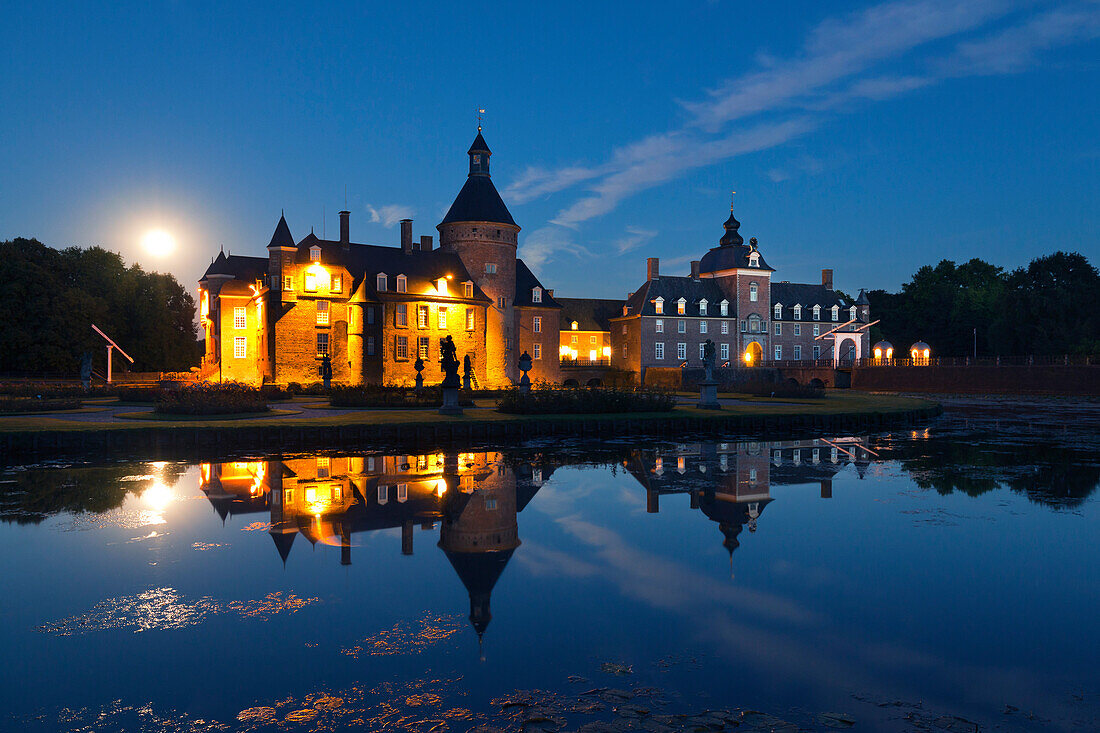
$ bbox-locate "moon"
[141,229,176,257]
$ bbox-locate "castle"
[199,129,560,388]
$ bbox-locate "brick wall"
[379,299,487,387]
[516,306,561,383]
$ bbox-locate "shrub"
[496,386,676,415]
[329,384,472,408]
[0,382,116,398]
[0,397,81,413]
[154,382,269,415]
[260,384,294,401]
[734,379,825,399]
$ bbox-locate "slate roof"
[440,175,517,227]
[698,210,775,274]
[268,214,294,248]
[771,282,859,321]
[201,252,268,281]
[618,277,729,318]
[513,259,562,308]
[468,131,490,154]
[295,232,491,303]
[855,288,870,305]
[556,297,623,331]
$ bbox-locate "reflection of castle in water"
[199,452,545,641]
[624,437,874,563]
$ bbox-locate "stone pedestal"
[519,373,531,394]
[463,374,472,391]
[439,386,463,415]
[697,379,721,410]
[415,373,424,395]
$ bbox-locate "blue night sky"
[3,0,1098,299]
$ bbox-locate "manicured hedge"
[0,382,113,398]
[329,384,473,408]
[735,380,825,399]
[0,397,82,413]
[154,382,268,415]
[496,386,676,415]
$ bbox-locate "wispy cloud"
[614,226,658,254]
[366,204,415,228]
[518,226,592,270]
[503,0,1100,253]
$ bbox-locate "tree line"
[867,251,1099,357]
[0,238,198,375]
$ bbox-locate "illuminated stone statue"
[702,339,717,382]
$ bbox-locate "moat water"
[1,396,1098,732]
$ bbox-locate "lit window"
[720,343,729,360]
[418,305,429,328]
[316,457,329,478]
[331,275,341,292]
[774,322,781,335]
[418,336,429,359]
[377,273,388,291]
[750,283,758,302]
[700,320,708,334]
[316,332,329,357]
[699,299,708,315]
[654,298,664,315]
[465,308,475,330]
[532,287,542,303]
[533,316,541,333]
[305,273,317,291]
[533,343,541,359]
[437,308,447,329]
[678,320,685,333]
[498,296,506,309]
[396,335,408,359]
[590,335,597,345]
[234,307,246,329]
[283,275,293,291]
[367,336,375,355]
[310,246,321,262]
[396,275,407,293]
[655,342,664,360]
[775,345,782,360]
[463,281,473,298]
[721,321,729,334]
[396,303,407,327]
[485,263,497,274]
[813,305,821,321]
[655,319,663,333]
[571,335,578,344]
[316,300,329,325]
[677,299,686,315]
[677,342,686,360]
[234,337,246,359]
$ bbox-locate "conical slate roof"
[440,131,517,227]
[468,131,491,155]
[268,214,294,248]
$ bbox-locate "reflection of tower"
[438,459,520,643]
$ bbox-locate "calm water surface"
[1,396,1098,732]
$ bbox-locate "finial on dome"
[720,208,743,247]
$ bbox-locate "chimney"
[419,235,433,252]
[821,268,833,290]
[339,210,350,247]
[647,257,659,281]
[400,219,413,254]
[690,260,700,280]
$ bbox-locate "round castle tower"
[437,130,521,385]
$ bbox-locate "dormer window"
[850,306,857,321]
[749,252,760,267]
[793,305,802,320]
[677,298,686,315]
[699,299,708,315]
[532,287,542,304]
[774,303,782,320]
[571,321,578,330]
[376,273,388,291]
[831,305,839,321]
[720,300,729,316]
[396,274,407,293]
[749,282,758,302]
[813,305,821,321]
[310,246,321,262]
[654,297,664,315]
[463,281,473,298]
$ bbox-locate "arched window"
[774,304,782,319]
[850,306,857,321]
[749,283,758,302]
[532,287,542,303]
[748,314,762,333]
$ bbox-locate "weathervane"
[730,190,737,211]
[477,107,485,131]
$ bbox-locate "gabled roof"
[439,175,517,227]
[201,252,268,281]
[771,282,858,320]
[556,297,624,331]
[295,233,491,303]
[618,277,727,318]
[513,259,561,308]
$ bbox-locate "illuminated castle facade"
[198,130,561,388]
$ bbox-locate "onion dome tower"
[438,129,521,385]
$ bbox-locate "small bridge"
[560,358,615,387]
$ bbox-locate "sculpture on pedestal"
[697,338,720,409]
[414,356,425,394]
[321,354,333,391]
[463,354,473,390]
[439,336,463,415]
[517,351,533,393]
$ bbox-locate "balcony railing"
[560,358,612,368]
